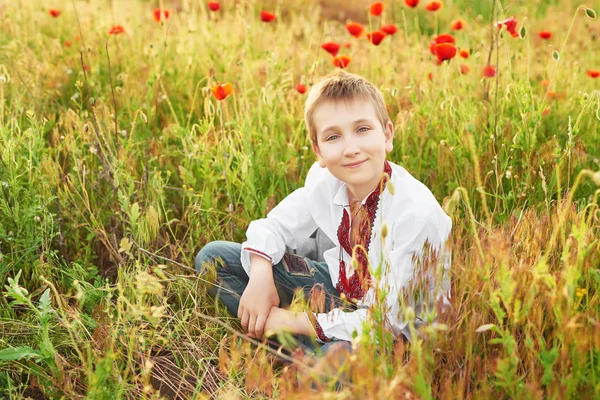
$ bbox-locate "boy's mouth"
[343,159,367,168]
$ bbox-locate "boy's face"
[311,98,394,200]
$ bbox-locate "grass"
[0,0,599,398]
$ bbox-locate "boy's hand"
[238,273,280,339]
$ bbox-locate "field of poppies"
[1,0,600,398]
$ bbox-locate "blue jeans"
[195,240,407,389]
[195,241,356,355]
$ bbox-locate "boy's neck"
[345,164,386,205]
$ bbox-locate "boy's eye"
[358,127,369,132]
[326,135,339,141]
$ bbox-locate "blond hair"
[304,70,390,147]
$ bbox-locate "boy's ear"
[312,141,327,168]
[385,120,394,153]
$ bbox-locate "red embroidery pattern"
[336,161,392,302]
[305,310,332,342]
[314,321,331,342]
[242,247,272,262]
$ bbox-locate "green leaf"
[0,346,42,362]
[38,289,51,314]
[585,7,597,19]
[3,270,30,306]
[130,202,140,226]
[38,289,53,323]
[552,50,560,61]
[519,26,527,38]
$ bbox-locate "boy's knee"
[195,241,225,275]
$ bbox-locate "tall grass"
[0,0,599,398]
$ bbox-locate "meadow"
[0,0,599,398]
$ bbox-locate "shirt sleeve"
[306,211,452,343]
[382,212,453,342]
[240,164,322,277]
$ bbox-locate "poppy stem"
[105,40,119,154]
[400,10,409,56]
[219,101,235,239]
[483,0,497,101]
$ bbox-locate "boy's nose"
[342,137,361,156]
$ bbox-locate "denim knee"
[195,240,227,275]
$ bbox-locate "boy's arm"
[303,212,452,343]
[240,163,322,276]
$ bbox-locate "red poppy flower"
[429,34,455,54]
[496,16,518,37]
[366,31,386,45]
[296,84,307,94]
[343,41,352,48]
[451,19,466,30]
[542,108,551,116]
[434,43,457,62]
[539,31,551,39]
[435,33,456,44]
[321,42,341,56]
[83,64,91,72]
[64,40,72,48]
[153,8,170,22]
[108,25,125,35]
[428,72,433,81]
[547,91,557,99]
[405,0,419,8]
[370,2,384,16]
[587,70,600,78]
[74,35,81,41]
[211,82,233,101]
[425,1,442,11]
[483,65,496,78]
[460,64,470,75]
[332,55,351,68]
[49,8,61,18]
[260,10,276,22]
[207,1,220,11]
[541,79,550,87]
[346,22,365,38]
[380,24,398,35]
[459,49,470,58]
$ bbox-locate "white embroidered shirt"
[240,160,452,343]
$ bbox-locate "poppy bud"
[381,223,389,239]
[387,181,395,195]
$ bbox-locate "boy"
[196,70,452,357]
